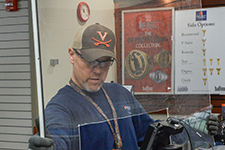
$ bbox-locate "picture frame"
[122,7,174,94]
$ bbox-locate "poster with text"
[175,7,225,95]
[122,8,174,94]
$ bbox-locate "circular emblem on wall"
[125,49,154,80]
[154,50,172,69]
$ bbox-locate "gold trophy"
[217,58,220,65]
[209,68,214,75]
[202,68,207,76]
[202,29,206,36]
[202,49,206,56]
[203,59,206,66]
[216,68,221,75]
[202,78,207,85]
[209,59,213,65]
[202,39,206,46]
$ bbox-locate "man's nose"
[92,64,103,73]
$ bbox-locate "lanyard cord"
[69,79,123,149]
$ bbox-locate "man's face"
[69,48,111,92]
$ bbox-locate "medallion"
[154,50,171,69]
[125,50,154,80]
[149,70,168,84]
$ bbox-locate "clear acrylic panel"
[35,0,224,149]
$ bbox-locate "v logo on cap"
[97,31,108,41]
[92,31,112,48]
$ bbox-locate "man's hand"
[206,114,219,135]
[29,135,54,150]
[28,117,54,150]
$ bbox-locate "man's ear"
[68,47,75,64]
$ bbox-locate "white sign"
[175,7,225,94]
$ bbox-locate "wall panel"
[0,0,34,149]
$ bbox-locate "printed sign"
[122,8,174,94]
[175,7,225,95]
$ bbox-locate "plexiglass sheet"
[34,0,223,149]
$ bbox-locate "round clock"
[77,2,90,22]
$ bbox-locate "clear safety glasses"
[73,48,114,69]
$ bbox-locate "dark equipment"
[141,118,184,150]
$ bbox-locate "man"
[29,23,218,150]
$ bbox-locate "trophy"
[209,59,213,65]
[202,68,207,76]
[202,29,206,36]
[203,59,206,66]
[202,39,206,46]
[217,58,220,65]
[216,68,221,75]
[202,49,206,56]
[202,78,207,85]
[209,68,214,75]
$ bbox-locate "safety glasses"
[73,48,114,69]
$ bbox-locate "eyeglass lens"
[90,60,113,68]
[73,48,114,69]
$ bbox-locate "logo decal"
[196,10,207,21]
[97,31,108,41]
[92,31,112,47]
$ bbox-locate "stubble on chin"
[82,82,103,93]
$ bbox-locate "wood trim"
[202,0,225,8]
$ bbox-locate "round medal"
[125,50,154,80]
[154,50,171,69]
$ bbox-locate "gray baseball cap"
[72,23,116,62]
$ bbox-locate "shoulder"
[102,82,135,102]
[45,85,86,124]
[45,85,84,110]
[48,85,73,103]
[103,83,130,93]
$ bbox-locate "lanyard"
[69,79,123,149]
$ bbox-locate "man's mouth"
[89,77,101,83]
